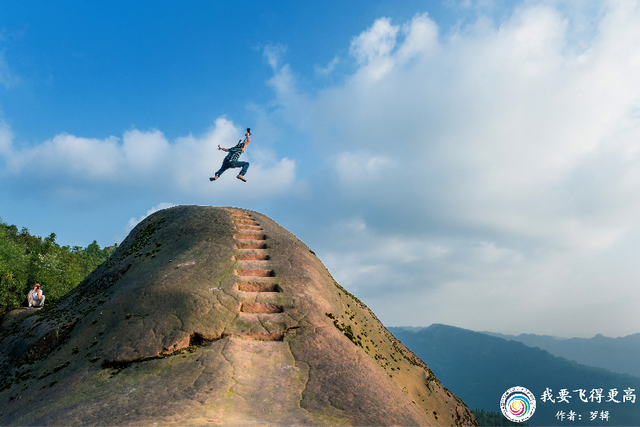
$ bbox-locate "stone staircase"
[227,209,287,341]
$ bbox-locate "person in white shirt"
[28,283,45,308]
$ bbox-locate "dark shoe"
[237,174,247,182]
[210,175,219,181]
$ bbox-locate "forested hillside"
[0,221,114,314]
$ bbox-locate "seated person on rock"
[28,283,45,308]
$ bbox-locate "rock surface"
[0,206,478,426]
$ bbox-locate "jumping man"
[210,129,251,182]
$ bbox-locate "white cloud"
[333,151,396,190]
[266,3,640,336]
[397,13,439,62]
[350,17,398,64]
[315,56,340,75]
[317,215,640,337]
[310,3,640,251]
[0,118,14,157]
[126,202,177,234]
[122,129,171,172]
[0,49,22,89]
[1,117,299,202]
[263,43,287,70]
[266,63,312,132]
[7,133,122,179]
[346,14,439,83]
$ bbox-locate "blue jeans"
[216,160,250,177]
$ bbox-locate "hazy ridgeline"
[0,221,114,314]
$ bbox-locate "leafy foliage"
[0,221,115,315]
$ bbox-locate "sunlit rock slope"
[0,206,477,426]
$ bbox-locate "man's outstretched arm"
[242,132,251,153]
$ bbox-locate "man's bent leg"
[216,161,231,176]
[226,161,249,181]
[239,161,249,176]
[28,295,44,308]
[227,161,249,176]
[212,161,230,180]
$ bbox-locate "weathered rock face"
[0,206,478,426]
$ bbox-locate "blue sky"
[2,0,640,338]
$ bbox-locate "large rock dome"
[0,206,477,426]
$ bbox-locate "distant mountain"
[389,324,640,426]
[482,331,640,378]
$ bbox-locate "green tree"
[0,221,114,315]
[0,228,30,313]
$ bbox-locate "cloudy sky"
[2,0,640,338]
